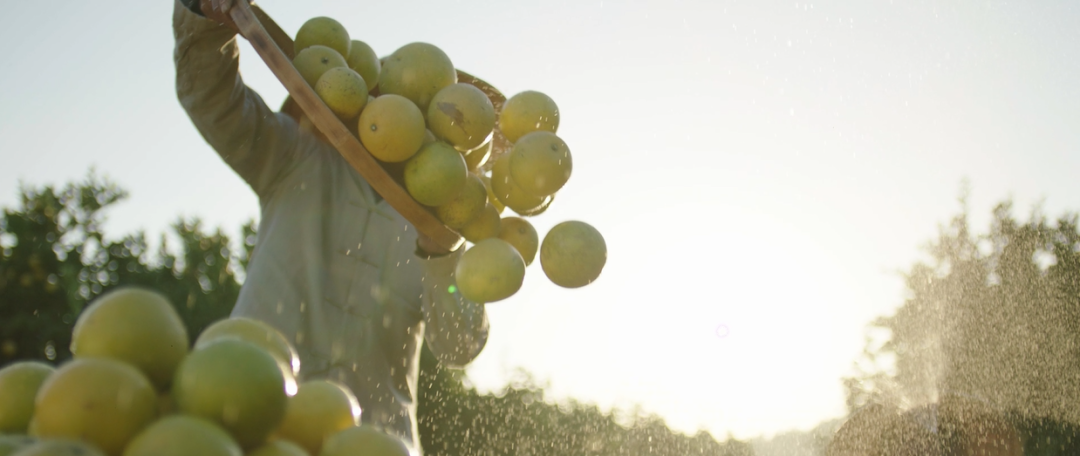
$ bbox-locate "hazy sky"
[2,0,1079,441]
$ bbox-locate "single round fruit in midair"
[321,425,410,456]
[358,94,427,163]
[490,153,545,214]
[123,415,243,456]
[294,17,350,58]
[246,440,309,456]
[436,173,488,230]
[459,203,501,243]
[315,67,369,120]
[9,440,105,456]
[509,131,572,198]
[378,42,457,112]
[499,91,559,143]
[346,40,381,90]
[0,362,54,434]
[540,221,607,288]
[498,217,539,266]
[70,286,189,391]
[31,358,158,456]
[172,338,287,450]
[427,83,496,150]
[455,239,526,303]
[194,317,300,377]
[274,380,360,456]
[403,142,468,207]
[293,45,347,89]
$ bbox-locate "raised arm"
[173,0,301,198]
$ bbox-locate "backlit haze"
[2,0,1079,442]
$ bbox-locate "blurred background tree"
[843,192,1080,455]
[0,172,752,456]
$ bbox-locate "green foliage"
[0,171,244,364]
[845,194,1080,455]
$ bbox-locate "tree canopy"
[844,193,1080,455]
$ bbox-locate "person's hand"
[198,0,250,33]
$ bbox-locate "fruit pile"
[0,288,407,456]
[288,16,607,303]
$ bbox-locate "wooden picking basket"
[231,2,512,253]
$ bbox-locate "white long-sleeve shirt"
[172,3,489,451]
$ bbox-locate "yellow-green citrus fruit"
[0,435,36,456]
[31,358,157,456]
[195,317,300,377]
[70,287,188,392]
[459,203,501,243]
[0,362,54,433]
[358,95,426,163]
[315,67,369,120]
[10,440,105,456]
[320,426,409,456]
[247,440,309,456]
[293,46,347,89]
[509,131,572,198]
[435,174,488,230]
[455,239,526,304]
[490,154,545,214]
[499,91,559,144]
[346,40,380,90]
[275,380,359,456]
[540,221,607,288]
[479,175,505,214]
[172,339,287,450]
[462,139,492,172]
[497,217,539,266]
[427,84,496,150]
[294,17,350,58]
[403,142,468,207]
[122,415,242,456]
[378,42,457,112]
[513,194,554,218]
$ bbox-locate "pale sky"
[2,0,1079,441]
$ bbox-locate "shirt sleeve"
[173,0,302,199]
[417,249,490,368]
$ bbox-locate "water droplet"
[44,341,56,360]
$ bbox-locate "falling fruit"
[499,91,559,143]
[540,221,607,288]
[455,239,526,303]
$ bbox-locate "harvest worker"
[172,0,490,452]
